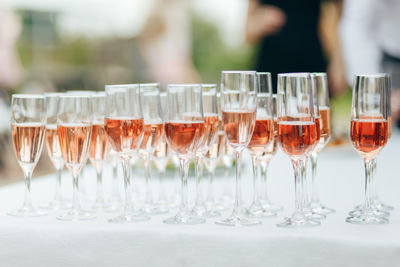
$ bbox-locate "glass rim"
[140,82,160,87]
[354,73,389,78]
[278,72,310,78]
[256,72,271,75]
[257,92,272,97]
[44,92,64,97]
[201,83,217,87]
[105,83,139,89]
[167,83,202,87]
[58,94,91,99]
[311,72,327,77]
[221,70,256,74]
[92,92,105,97]
[12,94,45,99]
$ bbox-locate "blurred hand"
[257,5,286,36]
[327,60,348,97]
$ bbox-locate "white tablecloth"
[1,133,400,267]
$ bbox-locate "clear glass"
[346,74,390,225]
[246,73,276,218]
[259,94,283,212]
[41,93,71,211]
[191,84,220,218]
[139,83,168,215]
[105,84,149,223]
[276,73,320,228]
[163,84,206,225]
[216,70,261,226]
[219,131,235,207]
[89,93,111,211]
[9,94,47,217]
[56,95,95,220]
[106,148,122,212]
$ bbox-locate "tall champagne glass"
[246,73,276,218]
[105,84,149,223]
[216,71,260,226]
[276,73,319,228]
[163,84,205,225]
[153,92,170,210]
[346,74,390,225]
[10,94,47,217]
[89,93,110,210]
[259,94,283,212]
[56,95,94,220]
[139,83,167,215]
[42,93,70,210]
[308,73,335,214]
[192,84,220,218]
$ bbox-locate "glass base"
[40,199,72,211]
[260,200,284,212]
[8,205,47,217]
[310,202,335,215]
[91,201,113,212]
[247,203,277,218]
[164,211,205,225]
[56,208,96,221]
[205,200,228,212]
[141,203,169,215]
[215,214,261,226]
[356,201,394,212]
[346,214,389,225]
[277,213,320,228]
[301,208,326,220]
[349,208,390,218]
[108,212,150,223]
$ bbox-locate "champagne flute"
[105,84,149,223]
[89,93,110,210]
[246,73,276,218]
[216,70,260,226]
[308,73,335,214]
[139,83,167,215]
[276,73,319,228]
[163,84,206,225]
[56,95,94,220]
[192,84,220,218]
[10,94,47,217]
[42,93,70,210]
[259,94,283,212]
[346,74,390,225]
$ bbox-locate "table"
[0,134,400,267]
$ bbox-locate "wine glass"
[259,94,283,212]
[308,73,335,215]
[153,92,171,211]
[216,70,260,226]
[163,84,205,225]
[246,72,276,218]
[10,94,47,217]
[346,74,390,225]
[89,93,110,210]
[276,73,320,228]
[139,83,168,215]
[105,84,149,223]
[192,84,220,218]
[42,93,70,210]
[56,95,95,220]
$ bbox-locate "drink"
[247,118,274,153]
[154,135,168,159]
[89,123,109,162]
[222,110,256,146]
[164,121,205,155]
[206,130,225,159]
[319,107,331,145]
[140,123,163,151]
[278,121,317,156]
[58,123,92,166]
[12,123,45,164]
[45,125,63,167]
[388,116,392,139]
[104,118,144,154]
[315,117,321,144]
[196,115,219,152]
[350,118,388,157]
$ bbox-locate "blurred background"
[0,0,363,183]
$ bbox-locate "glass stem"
[310,152,320,204]
[194,154,204,207]
[206,160,216,204]
[232,149,243,216]
[111,158,120,201]
[72,169,81,211]
[143,152,153,206]
[96,167,104,205]
[178,157,190,214]
[158,166,167,203]
[54,167,63,202]
[250,154,261,205]
[260,157,271,203]
[23,166,33,208]
[291,158,305,214]
[121,157,133,215]
[222,161,232,198]
[370,158,378,202]
[363,158,374,212]
[301,157,309,208]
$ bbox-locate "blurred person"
[339,0,400,125]
[139,0,200,87]
[246,0,346,95]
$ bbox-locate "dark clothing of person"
[256,0,327,91]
